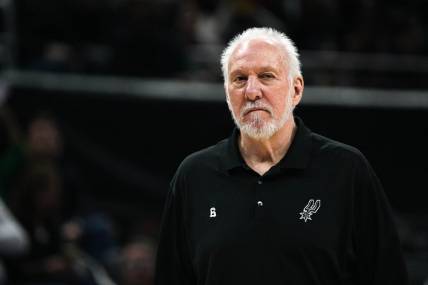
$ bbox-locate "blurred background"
[0,0,427,284]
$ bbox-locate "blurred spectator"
[63,213,117,268]
[1,109,118,284]
[5,161,118,285]
[29,42,81,73]
[0,111,89,218]
[5,162,80,285]
[26,112,63,161]
[116,238,156,285]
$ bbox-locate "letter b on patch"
[209,207,216,218]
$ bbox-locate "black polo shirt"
[155,117,408,285]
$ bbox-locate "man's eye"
[260,73,274,79]
[233,76,246,82]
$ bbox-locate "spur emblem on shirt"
[299,199,321,222]
[209,207,216,218]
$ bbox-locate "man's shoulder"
[311,131,367,164]
[176,138,229,174]
[308,131,380,185]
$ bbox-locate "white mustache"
[240,102,273,117]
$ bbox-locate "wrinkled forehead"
[228,38,286,72]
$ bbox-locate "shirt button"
[257,180,263,185]
[257,201,263,207]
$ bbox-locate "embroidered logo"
[299,199,321,222]
[209,207,216,218]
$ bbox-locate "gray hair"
[220,27,302,84]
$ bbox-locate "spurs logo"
[209,207,216,218]
[299,199,321,222]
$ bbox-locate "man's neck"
[239,117,297,176]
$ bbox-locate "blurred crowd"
[13,0,428,83]
[0,104,157,285]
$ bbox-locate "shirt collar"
[277,116,313,169]
[219,116,313,173]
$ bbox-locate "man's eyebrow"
[229,69,245,77]
[230,66,275,73]
[258,66,277,72]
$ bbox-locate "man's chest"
[186,170,353,267]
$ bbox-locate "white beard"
[227,92,294,140]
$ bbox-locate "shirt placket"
[254,176,265,220]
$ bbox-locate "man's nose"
[244,76,262,101]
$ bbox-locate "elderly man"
[155,27,408,284]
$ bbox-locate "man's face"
[226,39,299,139]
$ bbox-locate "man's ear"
[292,76,304,106]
